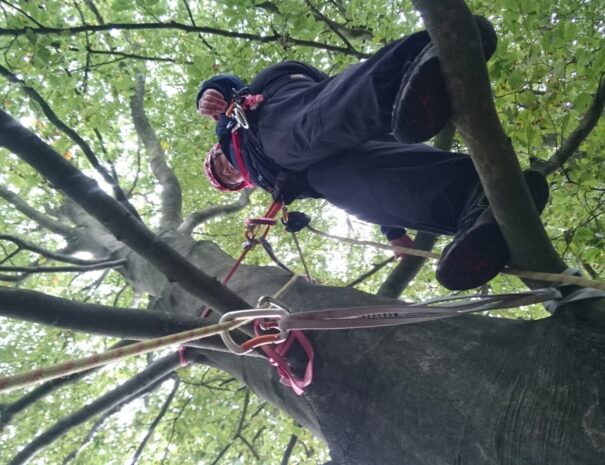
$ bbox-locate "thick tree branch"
[0,341,131,432]
[0,184,73,237]
[411,1,565,274]
[7,354,180,465]
[178,190,252,236]
[0,22,369,58]
[0,110,253,313]
[538,74,605,176]
[130,73,183,229]
[0,286,241,354]
[128,378,180,465]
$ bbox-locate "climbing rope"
[3,282,603,395]
[306,225,605,292]
[0,275,309,395]
[0,319,246,393]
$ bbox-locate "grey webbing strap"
[545,287,605,313]
[278,289,562,331]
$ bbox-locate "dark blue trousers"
[254,30,481,236]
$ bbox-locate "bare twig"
[0,21,369,58]
[83,0,104,24]
[303,0,359,54]
[7,355,179,465]
[0,233,119,266]
[538,74,605,176]
[280,434,299,465]
[66,44,193,65]
[178,190,252,236]
[159,396,192,465]
[346,256,394,287]
[0,258,127,277]
[128,378,180,465]
[0,0,43,27]
[182,0,196,26]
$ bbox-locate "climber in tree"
[195,16,548,291]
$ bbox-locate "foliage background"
[0,0,603,463]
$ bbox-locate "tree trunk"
[118,231,605,465]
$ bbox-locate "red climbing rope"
[200,200,284,317]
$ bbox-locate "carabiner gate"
[219,303,289,355]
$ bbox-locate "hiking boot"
[436,170,549,291]
[392,15,498,144]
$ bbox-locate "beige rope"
[0,319,246,393]
[306,226,605,292]
[503,268,605,292]
[0,274,310,394]
[273,273,303,300]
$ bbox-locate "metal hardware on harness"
[257,295,293,313]
[219,299,290,355]
[232,103,249,130]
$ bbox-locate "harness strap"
[253,319,314,396]
[230,131,255,189]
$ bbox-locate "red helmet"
[203,144,246,192]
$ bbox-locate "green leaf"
[508,69,524,90]
[112,0,131,12]
[575,227,593,242]
[574,93,592,111]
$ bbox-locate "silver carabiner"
[257,295,293,312]
[232,103,249,130]
[219,307,289,355]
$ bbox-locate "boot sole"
[392,16,497,145]
[436,170,549,290]
[392,49,451,144]
[436,221,509,291]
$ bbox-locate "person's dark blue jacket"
[196,62,408,240]
[196,63,329,200]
